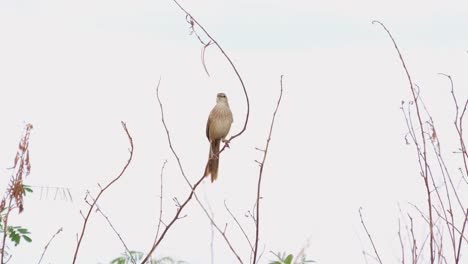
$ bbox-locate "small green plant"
[0,185,33,247]
[110,250,188,264]
[6,226,32,246]
[0,124,34,262]
[269,251,315,264]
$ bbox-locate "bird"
[204,93,233,182]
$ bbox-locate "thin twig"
[398,219,406,264]
[252,75,284,264]
[373,20,434,263]
[359,207,383,264]
[95,202,135,264]
[153,160,168,245]
[432,206,468,244]
[72,122,134,263]
[37,227,63,264]
[455,209,468,263]
[224,200,254,252]
[204,193,216,264]
[141,171,209,263]
[440,73,468,179]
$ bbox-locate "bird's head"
[216,93,229,104]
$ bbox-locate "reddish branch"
[359,208,383,264]
[1,123,33,264]
[142,1,255,262]
[373,20,435,263]
[440,73,468,179]
[224,200,254,253]
[95,202,136,264]
[37,227,63,264]
[153,160,168,245]
[141,80,244,263]
[141,173,208,263]
[456,209,468,263]
[439,73,468,263]
[172,0,250,142]
[252,75,284,264]
[72,121,134,263]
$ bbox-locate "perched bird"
[204,93,233,182]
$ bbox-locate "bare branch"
[95,203,135,264]
[359,207,383,264]
[37,227,63,264]
[153,160,168,246]
[72,122,134,263]
[141,80,243,264]
[252,75,284,264]
[145,0,255,260]
[399,222,407,264]
[224,200,254,252]
[455,209,468,263]
[373,20,435,263]
[439,73,468,182]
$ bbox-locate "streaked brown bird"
[204,93,233,182]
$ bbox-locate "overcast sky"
[1,0,468,263]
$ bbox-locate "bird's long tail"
[204,139,220,182]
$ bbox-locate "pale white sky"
[0,0,467,263]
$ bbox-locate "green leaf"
[22,235,32,243]
[22,184,33,195]
[17,228,30,234]
[284,254,293,264]
[12,233,20,246]
[110,257,125,264]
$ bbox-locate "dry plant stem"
[431,147,466,262]
[95,203,136,264]
[428,77,466,208]
[440,73,468,178]
[1,201,12,264]
[193,195,243,263]
[398,219,405,264]
[153,160,168,245]
[427,128,459,259]
[432,207,468,244]
[224,200,254,252]
[37,227,63,264]
[204,195,215,264]
[149,159,167,262]
[252,75,284,264]
[72,122,134,264]
[456,209,468,263]
[142,81,243,264]
[155,78,192,189]
[408,215,422,264]
[1,123,33,263]
[409,202,448,261]
[359,208,383,264]
[373,20,435,263]
[141,173,211,263]
[429,74,468,262]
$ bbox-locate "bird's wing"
[206,112,212,140]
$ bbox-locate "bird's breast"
[209,105,233,140]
